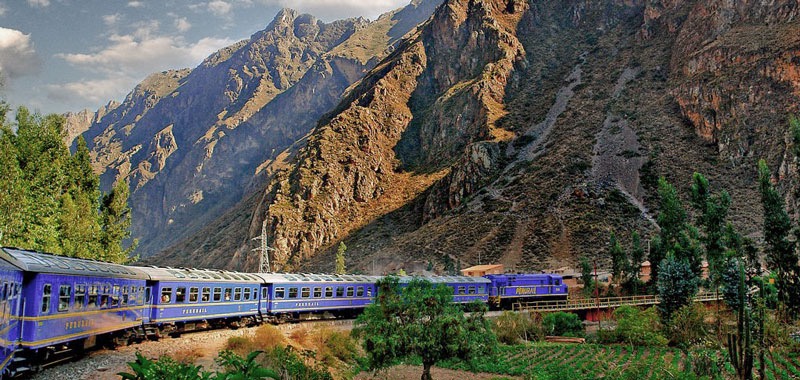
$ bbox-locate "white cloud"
[174,17,192,32]
[0,27,41,81]
[27,0,50,7]
[208,1,233,16]
[257,0,407,20]
[50,32,234,106]
[127,1,144,8]
[103,13,122,26]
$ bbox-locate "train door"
[259,285,269,316]
[141,286,152,324]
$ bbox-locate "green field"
[434,344,800,380]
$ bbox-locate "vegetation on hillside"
[0,103,135,263]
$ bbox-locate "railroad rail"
[511,291,722,312]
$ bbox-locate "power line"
[252,220,275,273]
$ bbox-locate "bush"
[260,346,333,380]
[667,303,709,348]
[253,324,287,350]
[613,306,667,346]
[226,335,257,356]
[493,311,544,344]
[542,312,584,337]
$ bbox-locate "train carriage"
[485,273,568,308]
[0,248,149,375]
[0,249,24,378]
[133,267,263,336]
[256,273,380,322]
[399,276,491,304]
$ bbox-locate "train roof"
[399,275,492,284]
[255,273,380,284]
[0,247,147,280]
[483,273,563,279]
[131,266,264,283]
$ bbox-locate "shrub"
[260,346,333,380]
[542,312,584,337]
[225,335,257,356]
[253,324,287,350]
[322,330,358,362]
[667,303,709,348]
[118,352,213,380]
[170,347,205,364]
[613,306,667,346]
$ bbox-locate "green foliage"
[758,159,800,318]
[657,254,699,323]
[612,306,668,346]
[667,303,709,348]
[579,256,593,296]
[609,233,625,284]
[542,312,584,337]
[118,352,212,380]
[0,106,135,263]
[262,346,333,380]
[335,242,346,275]
[353,276,497,380]
[689,172,731,286]
[215,350,279,380]
[493,311,545,344]
[651,177,703,285]
[100,180,137,262]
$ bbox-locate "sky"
[0,0,409,115]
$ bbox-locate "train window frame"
[261,288,268,299]
[336,287,344,297]
[176,287,187,303]
[224,288,232,301]
[58,285,71,312]
[275,287,285,299]
[234,288,242,301]
[243,287,251,301]
[2,282,7,302]
[457,286,466,295]
[356,287,364,297]
[312,287,321,298]
[301,287,310,298]
[201,287,210,302]
[367,287,372,297]
[189,287,199,303]
[325,287,333,298]
[41,284,52,314]
[88,285,98,308]
[288,288,298,299]
[140,287,147,304]
[112,285,121,307]
[73,284,86,310]
[122,286,129,306]
[161,287,173,303]
[213,287,222,302]
[468,286,476,294]
[346,287,354,297]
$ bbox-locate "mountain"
[153,0,800,274]
[72,1,444,259]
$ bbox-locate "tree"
[650,177,702,285]
[656,253,699,323]
[626,232,646,292]
[100,180,138,263]
[690,172,731,285]
[335,242,346,275]
[580,256,594,296]
[757,159,800,318]
[609,233,625,284]
[353,277,496,380]
[0,118,26,246]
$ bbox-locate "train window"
[262,288,268,299]
[367,287,372,297]
[457,286,466,295]
[346,287,354,297]
[275,287,285,299]
[468,286,476,294]
[325,287,333,298]
[244,287,251,300]
[254,288,258,299]
[356,287,364,297]
[301,287,310,298]
[2,282,7,301]
[336,287,344,297]
[58,285,71,312]
[101,294,110,308]
[122,286,129,306]
[189,287,199,302]
[213,287,222,302]
[313,287,322,298]
[88,285,98,308]
[161,288,173,303]
[112,285,121,307]
[41,284,52,314]
[201,287,210,302]
[176,287,187,303]
[234,288,242,301]
[75,285,86,310]
[140,287,147,304]
[224,288,232,301]
[288,288,298,299]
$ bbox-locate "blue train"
[0,247,567,378]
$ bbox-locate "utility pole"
[252,220,275,273]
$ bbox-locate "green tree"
[0,116,26,246]
[609,232,625,284]
[757,159,800,318]
[353,277,496,380]
[650,177,702,285]
[580,256,593,296]
[689,172,731,285]
[656,253,699,323]
[625,231,646,293]
[100,180,137,263]
[335,242,346,275]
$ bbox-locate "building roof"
[461,264,503,272]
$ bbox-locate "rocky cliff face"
[156,0,800,274]
[77,1,443,260]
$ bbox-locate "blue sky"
[0,0,409,115]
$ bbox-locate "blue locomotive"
[0,247,566,378]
